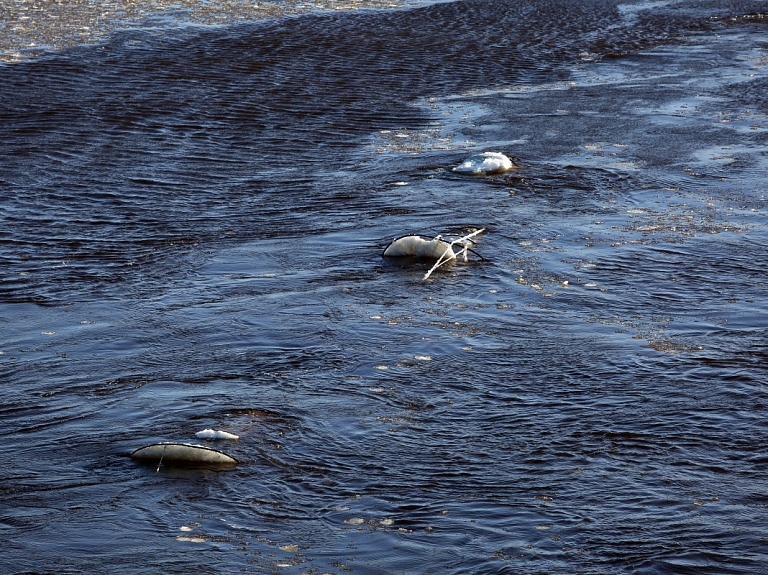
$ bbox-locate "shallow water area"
[2,0,768,573]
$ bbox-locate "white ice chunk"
[453,151,515,175]
[195,429,240,440]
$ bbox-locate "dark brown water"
[2,1,768,573]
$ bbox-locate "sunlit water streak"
[2,0,768,573]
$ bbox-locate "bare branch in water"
[423,228,485,281]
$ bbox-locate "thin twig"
[422,228,485,281]
[156,444,166,474]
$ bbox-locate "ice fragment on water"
[195,429,239,440]
[453,151,516,175]
[344,517,365,525]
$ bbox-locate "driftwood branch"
[422,228,485,281]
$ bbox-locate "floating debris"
[422,228,486,280]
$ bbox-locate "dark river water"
[2,0,768,573]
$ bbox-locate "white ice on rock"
[453,151,515,175]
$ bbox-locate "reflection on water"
[2,0,768,573]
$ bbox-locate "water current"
[2,0,768,573]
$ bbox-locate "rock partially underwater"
[130,442,239,466]
[453,151,516,175]
[382,235,456,260]
[382,229,486,280]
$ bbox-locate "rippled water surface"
[2,0,768,573]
